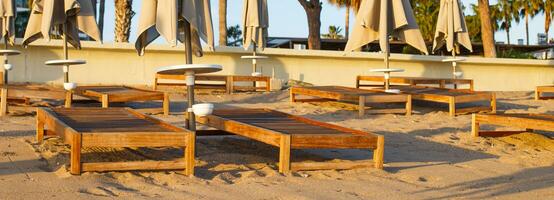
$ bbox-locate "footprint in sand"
[79,186,121,197]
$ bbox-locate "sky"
[101,0,549,46]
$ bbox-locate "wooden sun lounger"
[1,84,72,116]
[36,107,195,175]
[290,86,412,117]
[356,75,474,91]
[154,73,271,94]
[195,109,384,173]
[371,86,496,117]
[535,86,554,100]
[74,86,169,115]
[472,113,554,137]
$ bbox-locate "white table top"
[0,49,21,56]
[45,59,86,66]
[442,58,465,62]
[241,55,269,59]
[370,68,405,73]
[157,64,223,75]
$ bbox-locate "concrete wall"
[3,40,554,91]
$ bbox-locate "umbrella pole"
[451,50,457,89]
[1,38,8,116]
[384,38,390,91]
[62,24,69,83]
[252,43,257,87]
[252,44,257,73]
[183,21,196,132]
[3,37,8,85]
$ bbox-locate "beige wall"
[3,40,554,91]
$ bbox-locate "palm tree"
[410,0,440,42]
[298,0,322,50]
[497,0,519,45]
[227,24,242,46]
[545,0,554,39]
[219,0,227,47]
[478,0,497,57]
[98,0,105,39]
[326,0,361,39]
[322,25,344,39]
[114,0,134,43]
[515,0,542,45]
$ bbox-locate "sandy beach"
[1,90,553,200]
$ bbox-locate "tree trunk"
[506,26,510,45]
[114,0,133,43]
[345,3,350,39]
[98,0,105,39]
[478,0,496,57]
[218,0,228,46]
[299,0,322,50]
[525,12,529,45]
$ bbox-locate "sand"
[0,90,553,199]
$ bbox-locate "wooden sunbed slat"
[290,86,412,117]
[73,86,169,115]
[472,113,554,137]
[36,107,194,175]
[196,108,385,173]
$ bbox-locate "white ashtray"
[3,64,13,71]
[453,72,463,77]
[63,82,77,91]
[251,72,262,77]
[192,103,214,117]
[385,89,401,94]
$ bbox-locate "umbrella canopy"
[432,0,472,54]
[0,0,16,45]
[344,0,428,55]
[22,0,102,49]
[242,0,269,50]
[135,0,214,57]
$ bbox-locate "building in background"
[538,33,548,45]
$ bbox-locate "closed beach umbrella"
[0,0,18,116]
[135,0,216,132]
[23,0,101,49]
[241,0,269,74]
[432,0,472,78]
[1,0,16,46]
[22,0,101,83]
[345,0,428,90]
[242,0,268,50]
[135,0,214,57]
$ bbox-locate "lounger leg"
[449,97,456,117]
[471,114,480,137]
[64,91,73,108]
[266,78,271,92]
[227,76,234,94]
[290,91,297,103]
[163,92,170,116]
[279,135,291,174]
[184,132,195,176]
[101,94,109,108]
[535,89,540,100]
[405,95,412,116]
[153,77,158,90]
[358,96,365,118]
[373,135,384,169]
[470,80,475,92]
[36,112,45,143]
[355,77,360,89]
[491,93,497,114]
[70,133,82,175]
[0,87,7,116]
